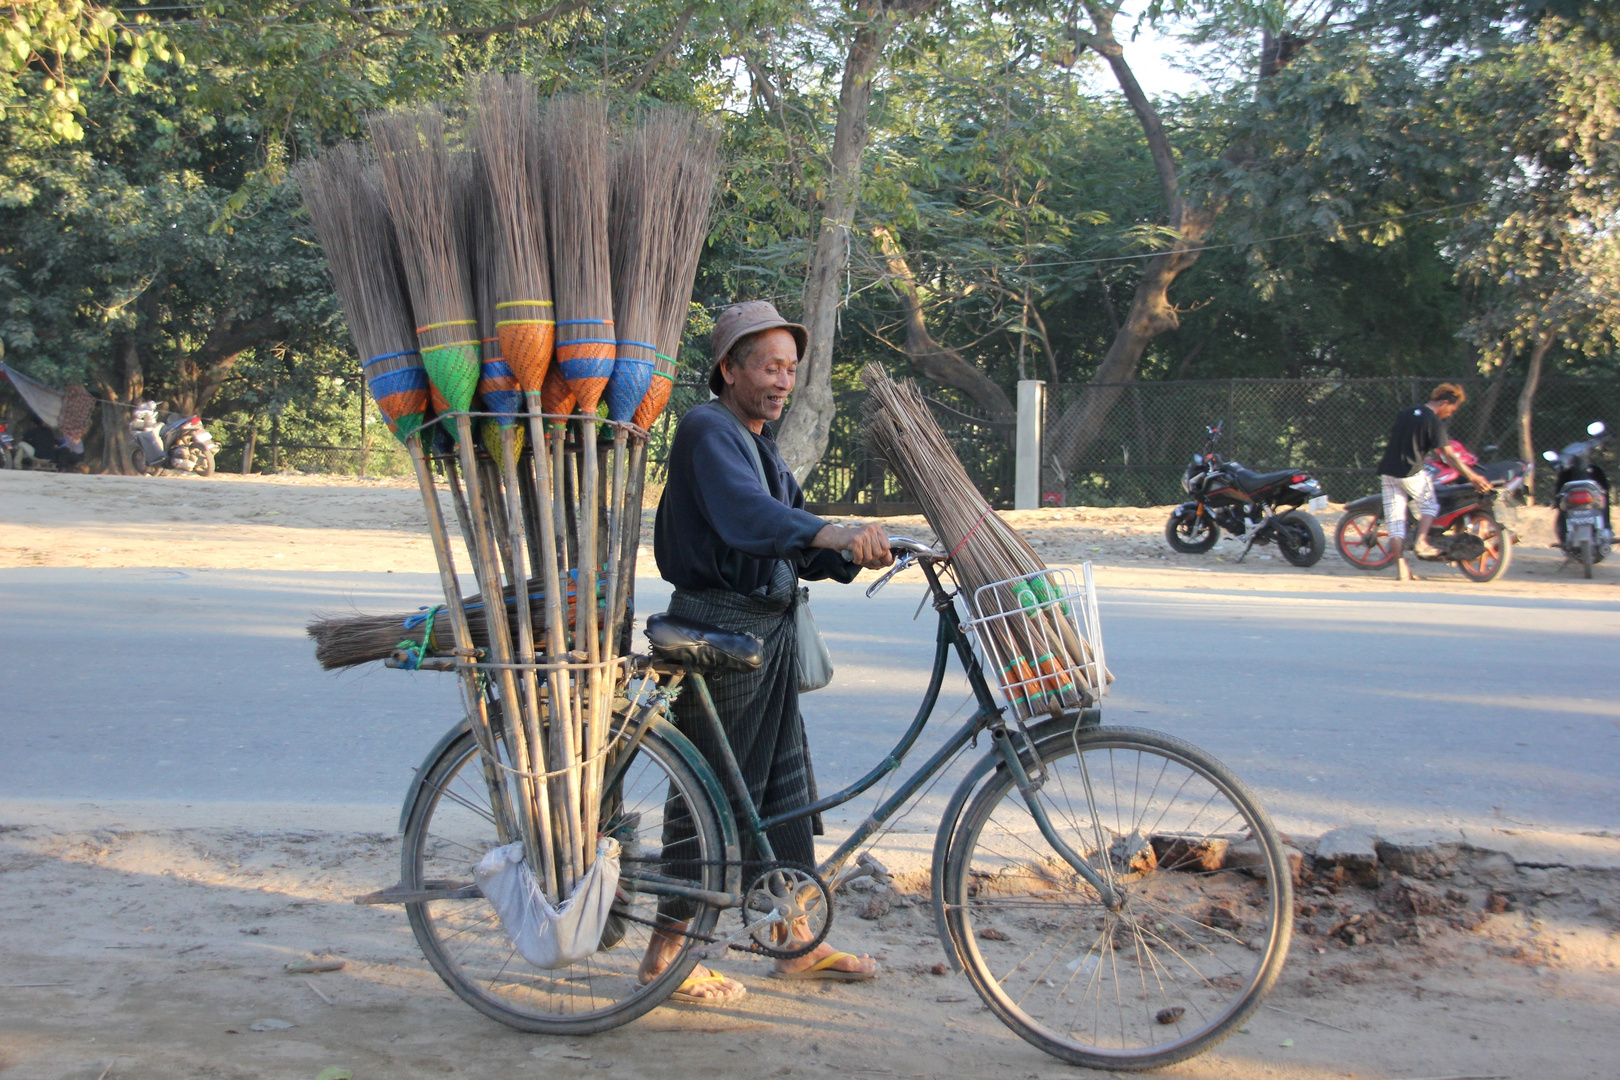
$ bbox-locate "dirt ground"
[2,467,1618,1079]
[1,468,1611,598]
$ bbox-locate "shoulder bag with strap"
[709,401,835,693]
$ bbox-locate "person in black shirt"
[1377,383,1491,572]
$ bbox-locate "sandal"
[667,970,747,1006]
[769,951,878,982]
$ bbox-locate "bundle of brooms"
[861,364,1110,718]
[297,84,718,908]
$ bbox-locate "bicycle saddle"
[645,613,764,673]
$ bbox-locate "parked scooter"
[1542,420,1611,578]
[129,401,217,476]
[1166,421,1330,566]
[1335,441,1528,582]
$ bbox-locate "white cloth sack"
[473,836,621,969]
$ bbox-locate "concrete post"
[1015,379,1044,510]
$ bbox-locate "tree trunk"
[774,0,932,481]
[871,225,1014,418]
[1517,328,1554,502]
[1469,347,1512,450]
[1050,4,1275,474]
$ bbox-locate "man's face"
[1434,400,1460,420]
[721,328,798,423]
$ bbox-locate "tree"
[773,0,936,479]
[1447,24,1620,491]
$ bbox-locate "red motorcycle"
[1335,442,1528,582]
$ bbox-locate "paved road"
[2,567,1616,836]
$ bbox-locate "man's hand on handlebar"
[812,522,896,569]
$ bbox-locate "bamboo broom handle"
[548,424,583,890]
[407,437,518,846]
[583,409,609,874]
[453,415,546,884]
[590,427,630,839]
[527,409,577,895]
[609,437,646,655]
[499,426,560,901]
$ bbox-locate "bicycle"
[367,538,1294,1072]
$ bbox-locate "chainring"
[739,861,834,959]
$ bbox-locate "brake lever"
[865,551,915,598]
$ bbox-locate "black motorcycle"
[1542,420,1611,578]
[1165,422,1329,567]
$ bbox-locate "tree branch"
[623,3,697,98]
[872,225,1014,417]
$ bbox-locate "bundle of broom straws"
[861,365,1112,719]
[299,77,719,902]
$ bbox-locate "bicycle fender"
[929,712,1098,972]
[641,714,741,865]
[399,718,474,834]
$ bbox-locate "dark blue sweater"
[654,401,859,595]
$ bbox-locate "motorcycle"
[1165,421,1330,566]
[1334,441,1528,582]
[1542,420,1611,578]
[0,424,12,468]
[129,401,217,476]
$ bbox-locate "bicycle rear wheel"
[944,725,1292,1071]
[402,718,725,1033]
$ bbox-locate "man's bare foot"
[639,922,745,1002]
[774,940,878,978]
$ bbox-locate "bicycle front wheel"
[402,719,726,1034]
[944,725,1292,1071]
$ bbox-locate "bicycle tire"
[943,725,1293,1071]
[401,720,726,1034]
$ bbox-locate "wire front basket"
[963,563,1107,719]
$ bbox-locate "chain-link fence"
[213,432,413,478]
[1041,376,1620,506]
[214,373,1617,507]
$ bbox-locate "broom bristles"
[370,107,475,328]
[295,145,427,438]
[541,94,614,411]
[607,107,686,422]
[861,364,1108,710]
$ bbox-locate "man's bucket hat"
[707,300,808,395]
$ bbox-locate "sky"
[1086,13,1223,100]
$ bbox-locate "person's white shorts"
[1380,473,1439,539]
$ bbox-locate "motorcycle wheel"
[192,448,216,478]
[1276,510,1325,567]
[1456,511,1512,582]
[1165,509,1219,553]
[1335,510,1395,571]
[1580,538,1594,579]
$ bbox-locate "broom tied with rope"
[860,364,1109,718]
[372,105,557,890]
[300,92,721,916]
[294,139,525,854]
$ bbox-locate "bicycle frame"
[618,557,1119,915]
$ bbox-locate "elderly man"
[637,301,894,1005]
